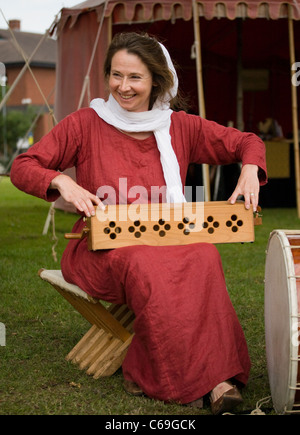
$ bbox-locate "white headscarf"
[90,42,186,203]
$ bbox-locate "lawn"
[0,176,299,415]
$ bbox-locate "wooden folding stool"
[38,269,134,378]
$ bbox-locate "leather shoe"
[210,385,243,415]
[123,379,144,396]
[187,397,204,409]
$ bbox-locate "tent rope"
[46,2,108,261]
[0,9,59,126]
[223,396,272,415]
[0,86,56,182]
[77,0,109,109]
[50,204,58,263]
[0,12,52,114]
[0,8,60,261]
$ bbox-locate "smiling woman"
[103,32,176,111]
[10,31,267,414]
[109,50,153,113]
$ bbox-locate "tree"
[0,106,37,162]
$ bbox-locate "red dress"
[11,108,267,404]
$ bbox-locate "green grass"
[0,177,299,415]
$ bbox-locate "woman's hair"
[104,32,186,111]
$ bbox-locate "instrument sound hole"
[105,224,122,239]
[202,216,219,233]
[154,220,171,235]
[180,217,197,235]
[129,221,147,238]
[226,215,243,231]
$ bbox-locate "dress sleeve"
[186,113,267,185]
[10,111,82,201]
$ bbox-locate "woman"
[10,32,267,414]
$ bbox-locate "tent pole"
[192,0,210,201]
[108,14,112,44]
[0,25,51,113]
[236,19,244,132]
[288,7,300,218]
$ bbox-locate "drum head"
[265,230,299,414]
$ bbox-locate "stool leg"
[40,275,135,377]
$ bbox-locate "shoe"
[123,379,144,396]
[210,385,243,415]
[187,397,204,409]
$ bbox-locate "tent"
[52,0,300,213]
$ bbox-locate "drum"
[265,230,300,414]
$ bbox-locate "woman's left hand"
[228,164,260,211]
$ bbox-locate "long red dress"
[11,108,267,404]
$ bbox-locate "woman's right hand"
[50,174,104,217]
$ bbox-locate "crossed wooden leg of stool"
[38,269,134,378]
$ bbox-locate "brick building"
[0,20,56,144]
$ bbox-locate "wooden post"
[288,7,300,218]
[107,13,112,44]
[236,19,244,132]
[192,0,211,201]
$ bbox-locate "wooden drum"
[265,230,300,414]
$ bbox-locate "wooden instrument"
[65,200,262,250]
[265,230,300,414]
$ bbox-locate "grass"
[0,176,299,415]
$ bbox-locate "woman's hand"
[228,164,260,211]
[50,174,104,217]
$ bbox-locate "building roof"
[0,28,56,68]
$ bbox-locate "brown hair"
[104,32,185,110]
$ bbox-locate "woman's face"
[109,49,154,112]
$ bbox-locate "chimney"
[9,20,21,31]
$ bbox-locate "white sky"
[0,1,81,34]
